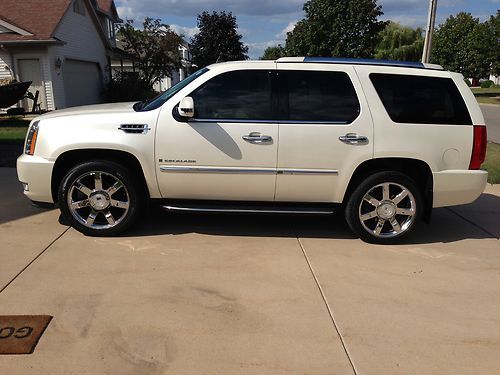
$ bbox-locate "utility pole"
[422,0,438,63]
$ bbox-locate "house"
[0,0,122,112]
[111,39,193,92]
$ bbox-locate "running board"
[160,202,336,215]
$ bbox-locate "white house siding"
[15,49,54,111]
[49,2,109,108]
[0,47,54,111]
[0,49,14,81]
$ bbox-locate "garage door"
[63,59,102,107]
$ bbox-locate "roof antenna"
[216,52,223,63]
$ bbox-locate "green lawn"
[471,87,500,105]
[0,116,30,142]
[483,142,500,184]
[0,126,28,141]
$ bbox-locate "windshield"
[135,67,209,112]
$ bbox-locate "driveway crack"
[446,207,499,239]
[0,227,70,294]
[296,236,358,375]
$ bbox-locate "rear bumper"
[17,154,55,203]
[433,170,488,208]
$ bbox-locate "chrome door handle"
[339,133,369,145]
[243,132,273,144]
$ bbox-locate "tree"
[374,21,424,61]
[190,11,248,68]
[260,45,286,60]
[285,0,386,58]
[432,12,496,80]
[485,11,500,76]
[119,18,183,86]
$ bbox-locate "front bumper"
[17,154,55,203]
[433,170,488,208]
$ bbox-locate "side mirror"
[178,97,194,118]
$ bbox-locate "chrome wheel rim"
[67,171,130,230]
[358,182,416,238]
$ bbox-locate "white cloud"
[275,20,297,39]
[380,14,428,28]
[246,39,284,59]
[116,0,304,18]
[116,6,136,20]
[379,0,426,13]
[170,24,199,38]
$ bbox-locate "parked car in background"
[17,57,488,244]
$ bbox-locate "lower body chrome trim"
[278,168,338,175]
[161,205,334,215]
[160,166,338,175]
[160,166,275,174]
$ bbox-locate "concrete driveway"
[0,167,499,374]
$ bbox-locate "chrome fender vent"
[118,124,151,134]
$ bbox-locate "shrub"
[480,80,494,88]
[105,72,157,103]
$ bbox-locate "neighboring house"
[111,39,192,92]
[0,0,122,111]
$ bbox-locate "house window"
[73,0,85,16]
[107,19,115,40]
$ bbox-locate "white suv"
[17,57,488,244]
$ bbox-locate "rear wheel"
[58,161,141,236]
[345,171,422,244]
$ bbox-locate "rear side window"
[370,73,472,125]
[190,70,273,120]
[282,71,360,123]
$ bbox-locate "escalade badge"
[159,159,196,163]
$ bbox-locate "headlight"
[25,121,40,155]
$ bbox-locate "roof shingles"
[0,0,71,41]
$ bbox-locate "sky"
[115,0,500,59]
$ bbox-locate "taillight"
[469,125,487,170]
[25,121,39,155]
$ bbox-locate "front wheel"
[345,171,423,244]
[58,161,141,236]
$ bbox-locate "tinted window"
[190,70,273,120]
[370,73,472,125]
[283,71,360,123]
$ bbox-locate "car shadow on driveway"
[88,202,498,244]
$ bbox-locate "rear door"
[275,64,373,202]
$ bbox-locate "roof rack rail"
[276,57,444,70]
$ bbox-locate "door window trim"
[277,69,361,125]
[187,69,279,122]
[179,69,362,124]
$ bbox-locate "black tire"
[58,160,142,236]
[345,171,423,244]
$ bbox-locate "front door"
[155,66,278,201]
[18,59,47,111]
[275,64,374,202]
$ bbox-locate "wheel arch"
[51,149,150,204]
[342,157,433,222]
